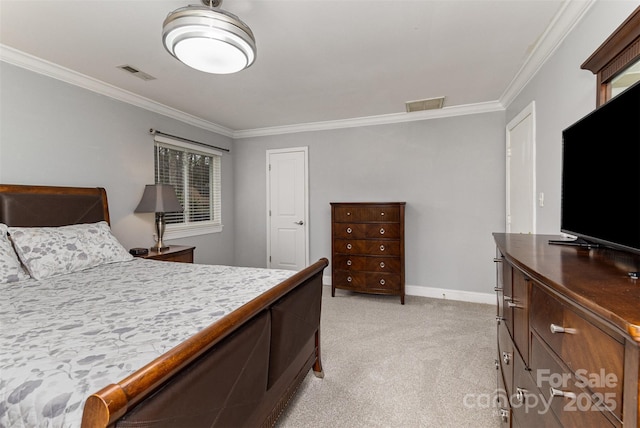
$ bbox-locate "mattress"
[0,258,293,428]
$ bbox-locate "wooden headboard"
[0,184,110,227]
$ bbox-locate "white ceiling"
[0,1,593,136]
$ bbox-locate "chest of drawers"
[330,202,405,304]
[493,233,640,428]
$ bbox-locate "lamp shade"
[135,184,184,213]
[162,5,256,74]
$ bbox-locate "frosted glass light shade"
[163,6,256,74]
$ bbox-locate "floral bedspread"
[0,259,293,427]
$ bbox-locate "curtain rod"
[149,129,230,153]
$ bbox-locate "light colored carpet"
[276,287,499,428]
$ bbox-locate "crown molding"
[499,0,596,107]
[0,43,505,140]
[1,0,594,142]
[237,0,596,138]
[0,44,234,138]
[233,101,505,139]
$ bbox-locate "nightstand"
[139,245,195,263]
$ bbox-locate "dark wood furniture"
[582,6,640,105]
[493,233,640,428]
[0,184,329,428]
[330,202,405,304]
[142,245,195,263]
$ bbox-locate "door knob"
[294,220,304,225]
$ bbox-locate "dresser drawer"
[333,205,400,222]
[512,353,562,428]
[363,272,401,291]
[333,223,400,239]
[334,239,401,256]
[530,284,564,353]
[530,333,619,427]
[498,322,514,397]
[333,270,366,288]
[496,367,511,428]
[333,270,401,291]
[332,255,401,273]
[501,261,513,339]
[530,285,624,420]
[511,270,530,366]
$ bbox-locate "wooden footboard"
[82,258,328,428]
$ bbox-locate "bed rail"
[82,258,329,428]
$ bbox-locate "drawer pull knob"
[347,212,351,216]
[507,301,521,309]
[499,409,509,423]
[493,258,503,263]
[515,387,527,404]
[494,287,503,292]
[346,243,352,250]
[496,316,505,325]
[550,324,577,334]
[347,276,352,282]
[502,351,511,365]
[379,245,385,251]
[504,296,521,308]
[379,279,386,286]
[380,262,385,268]
[346,227,352,233]
[379,228,385,235]
[495,359,500,370]
[380,212,385,216]
[550,387,576,400]
[347,260,352,266]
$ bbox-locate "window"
[154,135,222,238]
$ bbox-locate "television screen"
[560,80,640,254]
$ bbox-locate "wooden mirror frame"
[581,6,640,106]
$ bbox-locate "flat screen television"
[555,80,640,255]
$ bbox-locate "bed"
[0,184,328,427]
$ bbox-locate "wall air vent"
[117,65,156,81]
[405,96,445,113]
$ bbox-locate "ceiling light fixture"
[162,0,256,74]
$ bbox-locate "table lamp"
[135,184,183,252]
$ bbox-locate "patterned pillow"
[9,221,133,280]
[0,223,30,283]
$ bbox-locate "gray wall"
[234,113,506,294]
[0,0,636,298]
[233,0,640,296]
[0,62,235,265]
[506,1,638,234]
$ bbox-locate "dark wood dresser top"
[493,233,640,342]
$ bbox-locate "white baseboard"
[322,275,494,305]
[405,284,495,305]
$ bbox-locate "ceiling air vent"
[117,65,156,81]
[405,96,445,113]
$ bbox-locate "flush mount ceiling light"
[162,0,256,74]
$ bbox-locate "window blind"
[154,136,222,229]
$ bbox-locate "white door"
[506,102,536,234]
[267,147,309,270]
